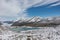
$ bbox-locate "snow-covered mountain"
[11,16,60,26]
[15,16,60,23]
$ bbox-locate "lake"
[10,27,40,32]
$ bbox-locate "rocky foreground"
[0,26,60,40]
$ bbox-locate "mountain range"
[11,16,60,27]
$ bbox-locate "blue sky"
[0,0,60,21]
[27,5,60,17]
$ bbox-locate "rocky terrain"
[0,26,60,40]
[0,16,60,40]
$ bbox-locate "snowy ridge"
[15,16,60,23]
[11,16,60,27]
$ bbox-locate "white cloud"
[33,0,60,7]
[0,0,60,21]
[0,0,44,21]
[0,0,20,16]
[0,0,29,21]
[49,2,60,7]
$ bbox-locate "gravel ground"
[0,26,60,40]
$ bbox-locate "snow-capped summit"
[28,16,42,22]
[11,16,60,27]
[13,16,60,23]
[15,16,42,23]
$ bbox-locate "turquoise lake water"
[10,27,39,32]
